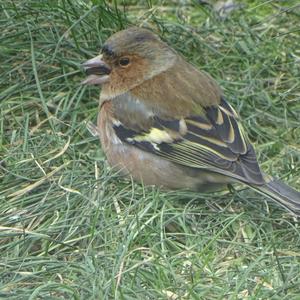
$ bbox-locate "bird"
[82,27,300,216]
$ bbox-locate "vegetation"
[1,1,299,299]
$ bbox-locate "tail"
[251,177,300,216]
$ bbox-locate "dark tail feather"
[251,177,300,216]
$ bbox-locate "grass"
[0,0,300,299]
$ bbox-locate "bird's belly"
[107,140,236,192]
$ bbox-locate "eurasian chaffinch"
[82,27,300,215]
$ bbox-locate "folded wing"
[113,97,265,185]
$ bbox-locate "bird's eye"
[119,57,130,67]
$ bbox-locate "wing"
[113,97,265,185]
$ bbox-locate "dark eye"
[119,57,130,67]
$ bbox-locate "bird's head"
[82,27,177,98]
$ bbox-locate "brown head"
[82,27,177,99]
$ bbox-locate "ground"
[1,1,300,299]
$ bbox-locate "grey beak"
[82,55,111,76]
[81,55,111,85]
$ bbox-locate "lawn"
[1,0,300,299]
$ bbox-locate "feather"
[112,96,265,185]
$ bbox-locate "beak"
[81,54,111,85]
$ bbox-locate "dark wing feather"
[113,97,265,185]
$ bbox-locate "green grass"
[1,0,300,299]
